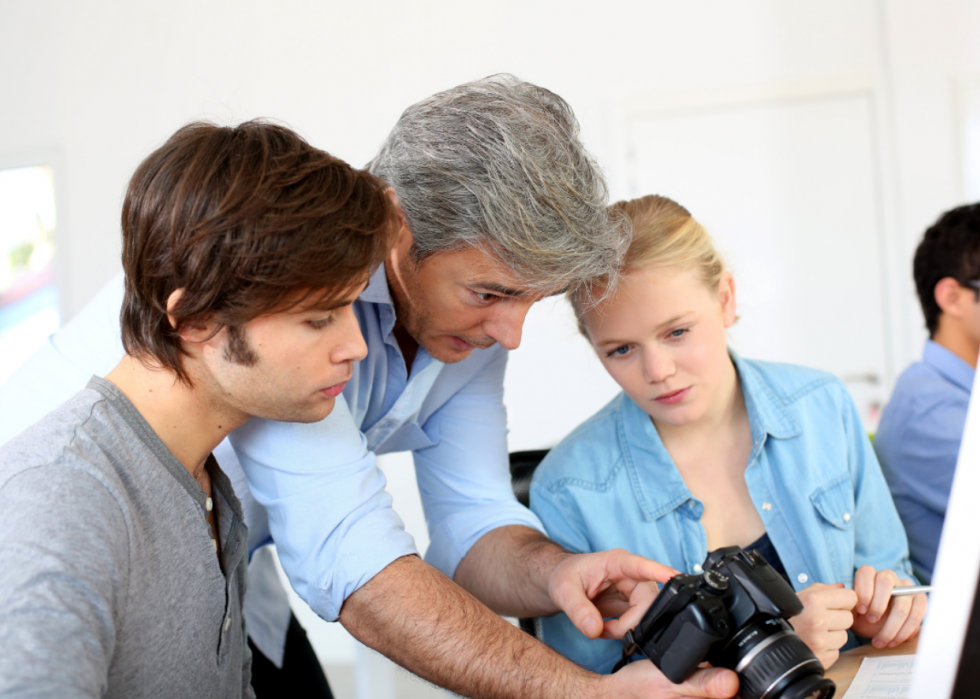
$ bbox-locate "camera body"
[623,546,835,699]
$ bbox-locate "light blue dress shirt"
[874,340,974,583]
[529,353,914,673]
[231,263,546,621]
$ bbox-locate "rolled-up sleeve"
[229,396,417,621]
[413,347,546,578]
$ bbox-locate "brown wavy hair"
[120,120,397,384]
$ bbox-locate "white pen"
[890,585,932,597]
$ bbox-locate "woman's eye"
[307,317,333,330]
[668,328,689,339]
[606,344,631,357]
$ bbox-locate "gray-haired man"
[0,76,737,699]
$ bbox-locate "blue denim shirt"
[874,340,974,582]
[530,353,914,673]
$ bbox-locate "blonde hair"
[572,194,727,334]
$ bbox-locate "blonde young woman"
[529,195,926,674]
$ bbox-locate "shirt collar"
[730,349,801,441]
[359,262,393,306]
[356,261,438,374]
[923,339,975,392]
[618,395,694,521]
[358,262,399,340]
[618,350,800,522]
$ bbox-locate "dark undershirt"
[746,531,790,584]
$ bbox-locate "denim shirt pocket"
[810,473,856,582]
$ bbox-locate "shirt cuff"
[307,505,419,622]
[425,501,547,579]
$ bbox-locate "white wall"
[4,0,980,667]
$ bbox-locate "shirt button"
[223,617,231,632]
[206,497,213,512]
[843,512,851,522]
[798,573,808,583]
[688,501,696,508]
[693,564,703,573]
[762,502,772,511]
[211,539,218,552]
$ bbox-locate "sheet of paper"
[841,655,915,698]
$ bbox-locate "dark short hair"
[120,120,396,384]
[913,202,980,336]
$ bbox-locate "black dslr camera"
[619,547,835,699]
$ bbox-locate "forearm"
[454,525,570,618]
[339,554,597,699]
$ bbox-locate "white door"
[627,92,889,429]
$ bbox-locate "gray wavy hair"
[367,74,630,293]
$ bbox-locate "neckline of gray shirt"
[86,376,246,569]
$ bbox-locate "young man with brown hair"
[0,120,396,698]
[876,203,980,583]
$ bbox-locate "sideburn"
[223,325,259,367]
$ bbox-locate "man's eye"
[472,291,499,304]
[668,328,689,339]
[606,345,631,358]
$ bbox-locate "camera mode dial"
[701,570,729,592]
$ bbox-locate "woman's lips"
[654,386,691,405]
[321,380,348,398]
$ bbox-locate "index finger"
[802,585,859,611]
[599,549,680,585]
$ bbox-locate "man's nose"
[483,301,533,351]
[331,307,368,364]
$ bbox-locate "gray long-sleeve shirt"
[0,377,253,698]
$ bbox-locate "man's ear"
[386,190,415,258]
[935,277,968,319]
[166,289,213,344]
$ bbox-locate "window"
[0,165,59,386]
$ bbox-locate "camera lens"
[713,619,835,699]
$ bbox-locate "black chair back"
[509,449,551,637]
[509,449,550,508]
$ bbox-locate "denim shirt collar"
[621,349,801,521]
[731,350,801,442]
[923,339,975,392]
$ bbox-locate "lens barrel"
[715,620,835,699]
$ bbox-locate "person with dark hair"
[0,76,738,699]
[0,120,396,698]
[875,202,980,583]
